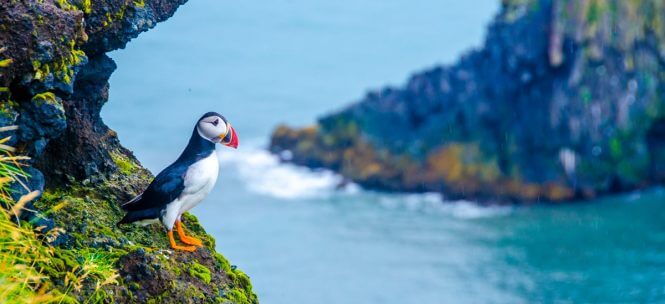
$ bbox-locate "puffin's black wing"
[121,164,187,212]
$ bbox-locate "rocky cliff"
[1,0,256,302]
[270,0,665,203]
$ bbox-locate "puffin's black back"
[118,125,217,224]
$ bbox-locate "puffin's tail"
[121,193,143,211]
[117,208,160,227]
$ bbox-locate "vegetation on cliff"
[270,0,665,203]
[0,127,257,303]
[1,0,257,302]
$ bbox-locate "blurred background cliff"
[271,0,665,204]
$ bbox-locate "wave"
[218,144,359,199]
[378,193,512,219]
[439,200,512,219]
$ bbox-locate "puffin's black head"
[196,112,239,149]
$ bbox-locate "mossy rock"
[31,178,257,303]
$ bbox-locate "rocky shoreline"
[1,0,256,302]
[270,0,665,204]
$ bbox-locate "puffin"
[118,112,238,252]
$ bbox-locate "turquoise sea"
[103,1,665,303]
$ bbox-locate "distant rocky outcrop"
[270,0,665,203]
[1,0,257,302]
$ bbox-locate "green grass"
[0,126,57,303]
[0,127,120,304]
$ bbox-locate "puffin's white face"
[197,115,227,142]
[196,114,239,148]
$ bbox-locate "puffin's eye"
[211,119,219,126]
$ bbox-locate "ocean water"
[103,1,665,303]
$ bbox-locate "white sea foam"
[218,145,355,199]
[439,200,512,219]
[379,193,511,219]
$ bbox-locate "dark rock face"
[270,0,665,203]
[36,54,123,183]
[0,0,185,186]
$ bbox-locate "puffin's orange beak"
[221,126,238,149]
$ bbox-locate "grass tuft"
[0,126,57,303]
[0,126,120,303]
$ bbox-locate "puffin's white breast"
[181,152,219,211]
[162,152,219,229]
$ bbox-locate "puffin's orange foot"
[180,235,203,247]
[176,220,204,247]
[172,243,197,252]
[168,230,197,252]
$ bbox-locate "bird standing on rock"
[118,112,239,252]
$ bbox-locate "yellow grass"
[0,127,122,303]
